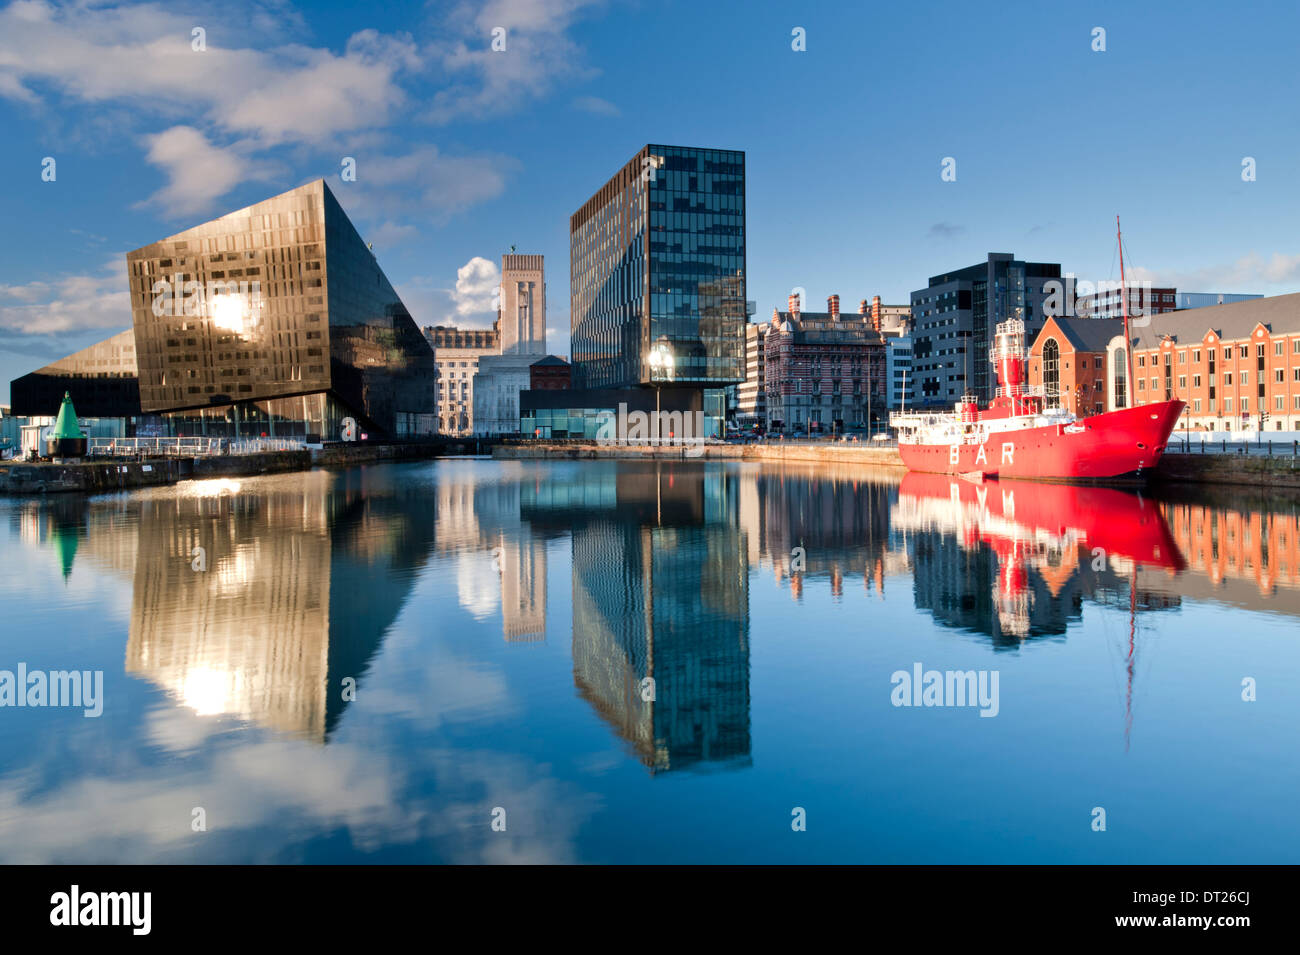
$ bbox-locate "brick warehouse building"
[763,293,888,434]
[1027,293,1300,432]
[1027,316,1124,417]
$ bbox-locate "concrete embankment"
[0,441,453,496]
[494,442,906,469]
[1154,451,1300,490]
[498,441,1300,491]
[0,451,311,495]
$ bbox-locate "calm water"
[1,459,1298,864]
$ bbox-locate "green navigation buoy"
[47,391,87,458]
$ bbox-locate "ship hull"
[898,400,1185,481]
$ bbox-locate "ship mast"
[1117,216,1133,407]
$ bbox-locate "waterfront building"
[9,329,142,422]
[567,144,745,435]
[1126,292,1300,432]
[528,355,571,390]
[1027,293,1300,432]
[735,321,769,430]
[1026,316,1124,417]
[474,254,548,435]
[425,324,499,435]
[887,334,914,411]
[125,179,436,441]
[1076,286,1261,320]
[1175,291,1263,310]
[763,293,888,434]
[910,254,1062,406]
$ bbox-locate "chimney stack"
[828,294,840,321]
[858,299,869,315]
[788,292,801,317]
[871,294,882,332]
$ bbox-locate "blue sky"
[3,0,1300,404]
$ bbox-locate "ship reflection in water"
[3,459,1300,862]
[892,474,1185,644]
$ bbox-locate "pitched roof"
[1046,317,1125,353]
[1129,292,1300,348]
[529,355,569,367]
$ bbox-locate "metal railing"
[87,436,307,457]
[1169,437,1300,458]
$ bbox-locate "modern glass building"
[520,462,752,774]
[126,180,435,440]
[9,329,142,420]
[570,145,746,393]
[910,254,1062,407]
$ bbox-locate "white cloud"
[347,145,516,219]
[451,256,501,320]
[426,0,603,123]
[138,126,277,218]
[0,257,130,335]
[572,94,619,116]
[1128,252,1300,294]
[0,3,416,144]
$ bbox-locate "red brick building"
[1129,294,1300,432]
[1028,317,1123,417]
[764,293,888,434]
[1029,293,1300,433]
[529,355,571,391]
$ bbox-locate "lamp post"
[648,342,673,445]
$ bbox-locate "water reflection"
[13,471,436,742]
[893,474,1185,645]
[4,460,1300,861]
[524,463,751,773]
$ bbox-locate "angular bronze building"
[126,180,435,440]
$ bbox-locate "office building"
[763,293,888,434]
[910,254,1062,406]
[735,321,769,430]
[1076,286,1262,320]
[887,334,914,410]
[425,324,499,435]
[566,144,745,435]
[125,179,436,440]
[474,254,548,435]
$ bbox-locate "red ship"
[890,218,1184,482]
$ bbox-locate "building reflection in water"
[523,462,752,774]
[742,465,904,600]
[892,473,1186,646]
[14,470,438,742]
[13,459,1300,767]
[1158,488,1300,608]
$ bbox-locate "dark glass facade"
[126,180,435,440]
[910,254,1062,407]
[519,385,727,439]
[9,330,141,419]
[570,145,746,391]
[521,462,752,773]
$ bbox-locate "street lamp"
[648,342,673,443]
